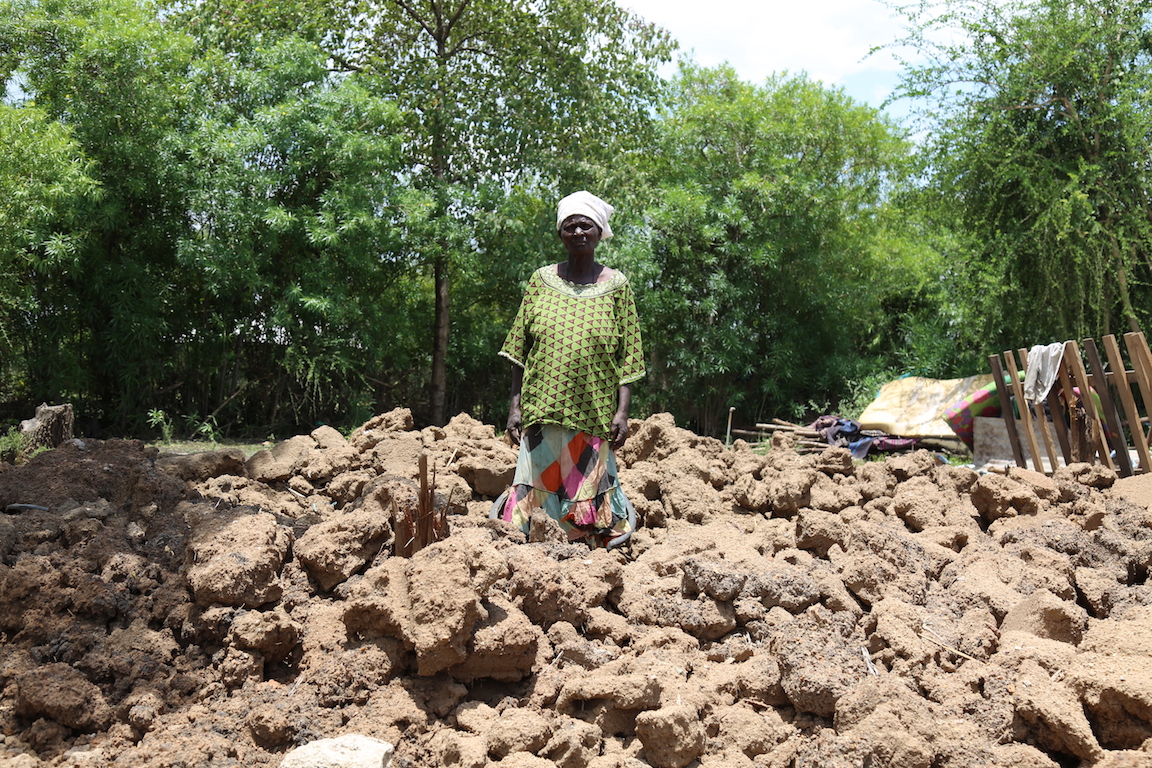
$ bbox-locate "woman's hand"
[609,383,632,450]
[506,401,523,445]
[609,411,629,450]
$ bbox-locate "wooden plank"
[1124,332,1152,449]
[1103,334,1151,474]
[1019,346,1061,473]
[1084,338,1132,476]
[988,354,1028,469]
[1045,381,1073,466]
[1003,350,1045,472]
[1065,340,1116,471]
[1056,349,1091,463]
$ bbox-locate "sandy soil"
[1,409,1152,768]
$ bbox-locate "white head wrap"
[556,191,614,240]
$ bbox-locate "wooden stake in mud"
[395,452,451,557]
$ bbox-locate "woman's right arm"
[507,365,524,445]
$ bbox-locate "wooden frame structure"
[991,332,1152,477]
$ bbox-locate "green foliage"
[894,0,1152,345]
[0,426,24,463]
[177,0,676,424]
[147,409,175,442]
[0,104,98,399]
[626,65,920,433]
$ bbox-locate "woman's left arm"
[610,383,632,449]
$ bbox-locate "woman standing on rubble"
[491,191,646,548]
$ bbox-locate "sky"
[621,0,914,114]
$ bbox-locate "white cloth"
[1023,342,1065,403]
[556,191,614,240]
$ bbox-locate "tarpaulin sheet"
[857,374,993,439]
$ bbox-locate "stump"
[20,403,74,455]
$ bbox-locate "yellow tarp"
[857,374,993,438]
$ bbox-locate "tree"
[1,0,198,423]
[626,64,916,433]
[175,38,411,429]
[2,0,413,432]
[179,0,676,424]
[894,0,1152,343]
[0,105,97,405]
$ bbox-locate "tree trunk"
[430,255,450,425]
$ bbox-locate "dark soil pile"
[1,410,1151,768]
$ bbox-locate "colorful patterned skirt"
[492,424,634,548]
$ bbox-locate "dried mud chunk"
[681,557,747,602]
[731,474,770,512]
[1006,466,1060,501]
[794,508,845,556]
[708,704,791,759]
[833,519,931,607]
[770,611,866,718]
[230,607,302,663]
[891,475,977,532]
[157,448,246,482]
[661,474,718,523]
[294,508,391,591]
[486,708,551,759]
[297,425,359,482]
[1075,566,1123,618]
[857,461,897,500]
[246,435,315,483]
[813,446,855,476]
[184,506,291,608]
[547,622,618,670]
[327,469,374,504]
[450,595,542,682]
[455,445,517,497]
[833,677,940,750]
[346,530,509,677]
[1000,588,1087,645]
[16,662,112,732]
[542,717,603,768]
[971,473,1041,521]
[1055,461,1117,490]
[362,432,425,475]
[766,469,817,516]
[246,698,309,749]
[1080,605,1152,655]
[0,514,14,561]
[635,705,705,768]
[743,559,821,612]
[1066,651,1152,750]
[612,577,736,641]
[440,412,495,441]
[886,449,940,481]
[426,729,487,768]
[506,547,622,628]
[862,598,932,666]
[350,407,416,451]
[1012,658,1104,761]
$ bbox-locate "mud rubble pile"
[1,409,1152,768]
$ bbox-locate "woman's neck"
[560,255,600,285]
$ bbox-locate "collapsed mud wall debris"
[0,411,1151,767]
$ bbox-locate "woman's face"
[559,215,601,257]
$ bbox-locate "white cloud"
[622,0,912,109]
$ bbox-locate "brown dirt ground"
[1,409,1152,768]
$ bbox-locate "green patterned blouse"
[501,267,646,439]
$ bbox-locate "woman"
[492,191,645,547]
